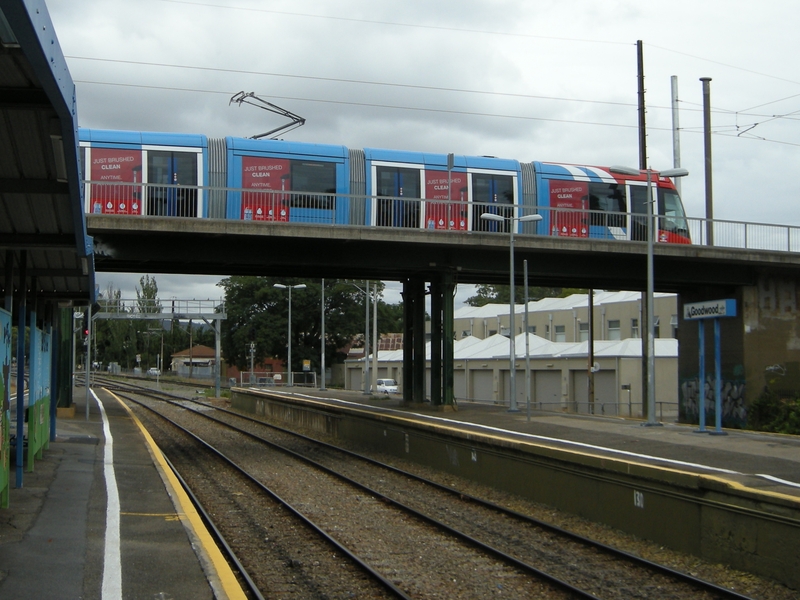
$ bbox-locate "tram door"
[147,151,198,217]
[472,173,514,232]
[376,166,420,228]
[627,183,649,241]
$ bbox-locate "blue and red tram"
[78,128,690,244]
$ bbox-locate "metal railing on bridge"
[84,181,800,254]
[94,298,225,320]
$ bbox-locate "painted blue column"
[710,318,727,435]
[15,251,26,487]
[696,320,707,432]
[50,313,58,442]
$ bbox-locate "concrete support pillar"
[402,279,413,403]
[430,279,442,406]
[428,274,455,407]
[442,275,455,406]
[412,279,426,403]
[402,278,426,403]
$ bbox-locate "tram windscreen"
[658,189,690,239]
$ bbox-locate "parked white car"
[147,367,161,376]
[373,378,398,394]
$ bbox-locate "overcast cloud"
[46,0,800,303]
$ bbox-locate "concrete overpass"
[87,214,800,290]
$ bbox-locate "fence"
[85,181,800,256]
[238,371,317,388]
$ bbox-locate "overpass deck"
[87,213,800,291]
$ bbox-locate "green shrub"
[748,390,800,435]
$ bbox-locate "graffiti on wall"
[680,373,747,428]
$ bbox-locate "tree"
[136,274,162,314]
[465,284,573,306]
[218,277,402,373]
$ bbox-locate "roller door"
[470,369,494,402]
[534,371,562,410]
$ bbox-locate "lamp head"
[609,165,641,177]
[658,167,689,178]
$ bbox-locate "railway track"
[97,378,758,599]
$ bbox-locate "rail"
[84,180,800,254]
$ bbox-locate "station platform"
[282,388,800,501]
[1,383,798,599]
[0,387,245,599]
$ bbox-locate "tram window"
[658,190,689,236]
[587,182,626,227]
[291,161,336,210]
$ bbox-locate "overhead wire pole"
[671,75,682,196]
[637,40,647,171]
[636,39,650,421]
[700,77,714,246]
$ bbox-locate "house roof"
[453,291,677,319]
[171,344,218,358]
[352,334,677,363]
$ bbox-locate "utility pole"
[701,77,714,246]
[637,39,650,420]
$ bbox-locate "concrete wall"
[678,275,800,428]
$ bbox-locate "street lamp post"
[348,281,373,395]
[274,283,306,386]
[610,165,688,425]
[481,211,543,412]
[320,279,326,390]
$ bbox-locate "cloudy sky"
[47,0,800,304]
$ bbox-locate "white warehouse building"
[345,291,680,419]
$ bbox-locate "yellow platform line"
[108,389,247,600]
